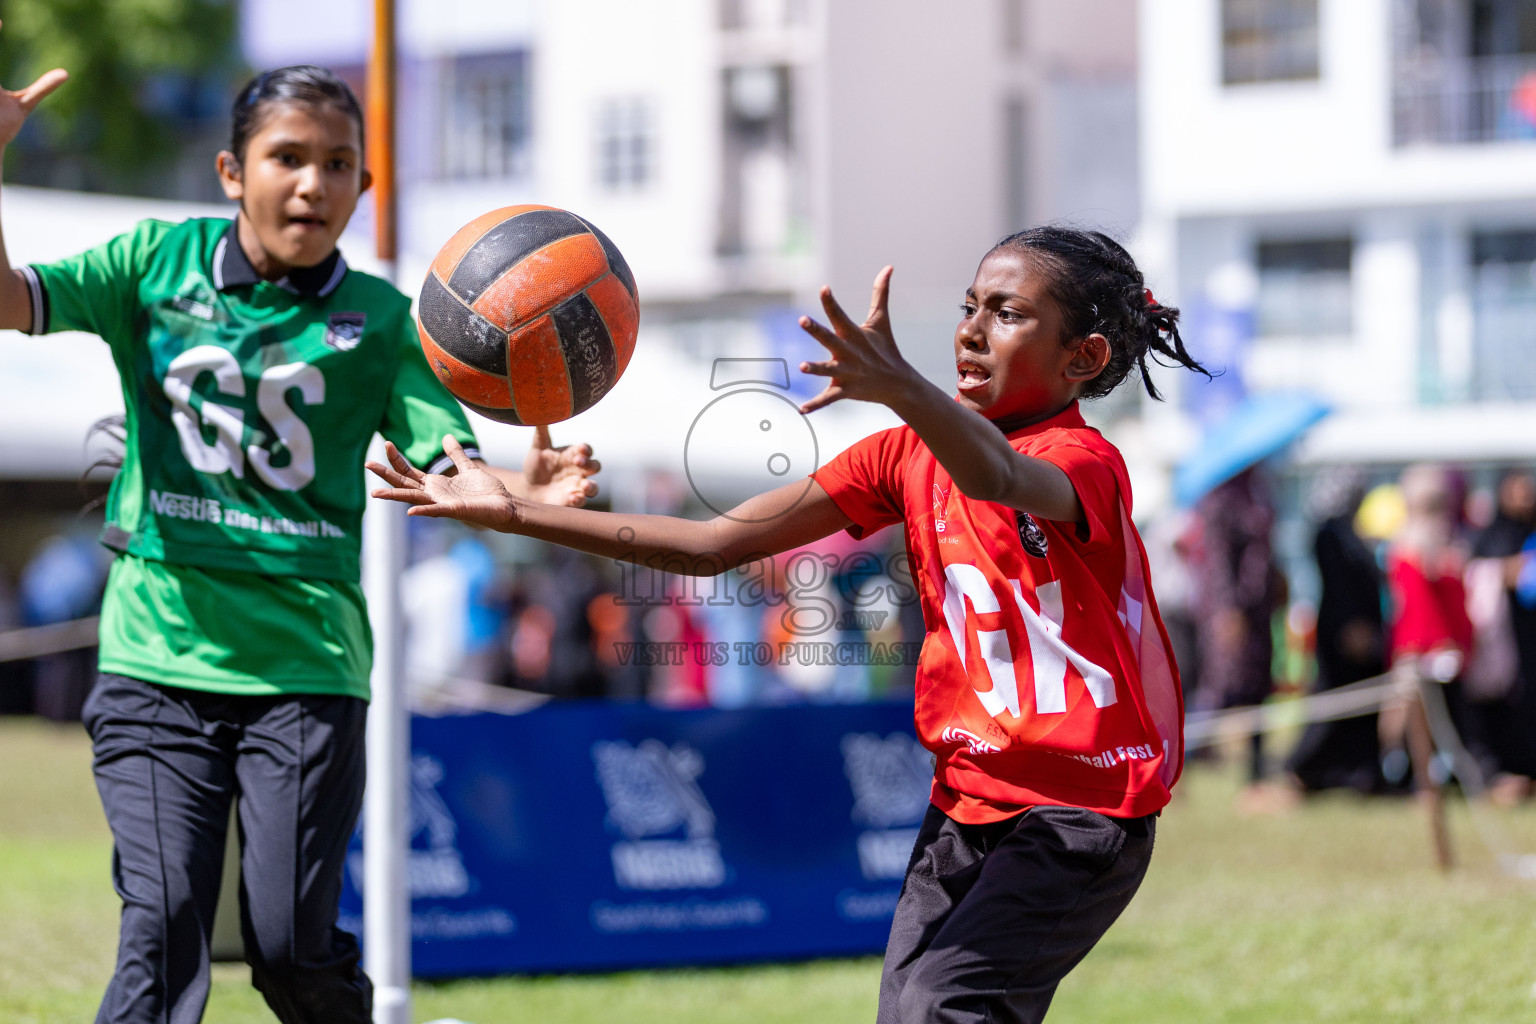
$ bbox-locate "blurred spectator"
[544,549,617,700]
[1192,467,1280,785]
[19,533,107,721]
[588,590,646,700]
[1356,481,1407,545]
[1386,466,1474,666]
[1503,71,1536,139]
[454,538,505,686]
[1465,468,1536,800]
[643,594,709,707]
[510,602,558,687]
[700,592,763,708]
[1380,464,1475,808]
[1285,467,1390,794]
[401,534,508,702]
[402,533,472,698]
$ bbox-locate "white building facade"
[242,0,1143,481]
[1139,0,1536,471]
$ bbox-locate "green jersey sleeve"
[21,219,172,342]
[379,313,481,472]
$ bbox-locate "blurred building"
[0,0,1149,654]
[1140,0,1536,474]
[243,0,1142,422]
[0,1,1148,505]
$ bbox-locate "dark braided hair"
[992,226,1210,401]
[228,66,365,163]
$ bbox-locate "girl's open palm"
[797,265,920,414]
[0,24,67,148]
[368,438,518,530]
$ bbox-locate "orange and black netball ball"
[418,205,639,425]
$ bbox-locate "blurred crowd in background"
[9,455,1536,811]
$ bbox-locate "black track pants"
[83,672,372,1024]
[877,803,1156,1024]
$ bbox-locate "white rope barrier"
[1189,665,1536,881]
[0,616,99,663]
[1184,672,1400,750]
[1413,671,1536,880]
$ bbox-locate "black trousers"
[83,672,372,1024]
[878,803,1156,1024]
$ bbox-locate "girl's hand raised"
[522,424,601,507]
[0,24,66,149]
[797,265,923,414]
[368,437,519,531]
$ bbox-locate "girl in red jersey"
[369,227,1209,1024]
[1381,463,1475,867]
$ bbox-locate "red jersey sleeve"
[812,426,918,539]
[1028,436,1122,554]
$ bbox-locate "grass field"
[5,717,1536,1023]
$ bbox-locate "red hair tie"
[1144,288,1156,307]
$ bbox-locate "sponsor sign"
[339,700,925,976]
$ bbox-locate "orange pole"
[367,0,397,265]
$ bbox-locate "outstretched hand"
[368,437,518,530]
[797,265,920,414]
[0,24,66,149]
[522,424,601,507]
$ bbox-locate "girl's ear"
[1065,332,1111,383]
[216,150,244,201]
[359,167,374,194]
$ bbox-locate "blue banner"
[1181,294,1253,426]
[338,700,929,976]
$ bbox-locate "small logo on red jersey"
[1015,510,1049,558]
[932,483,950,533]
[941,726,1002,755]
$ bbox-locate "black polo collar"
[211,220,348,298]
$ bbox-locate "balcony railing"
[1393,54,1536,145]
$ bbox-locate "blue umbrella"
[1174,391,1331,507]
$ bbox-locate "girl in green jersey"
[0,57,599,1024]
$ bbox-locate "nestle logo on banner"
[342,755,518,944]
[592,739,728,891]
[841,733,932,881]
[347,755,474,900]
[407,755,473,898]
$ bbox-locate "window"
[1472,0,1536,58]
[596,98,653,190]
[439,53,530,181]
[1474,228,1536,263]
[1222,0,1321,84]
[1394,0,1536,144]
[718,66,798,257]
[1256,237,1352,337]
[1470,229,1536,400]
